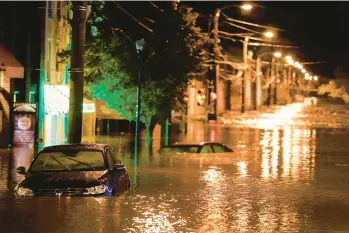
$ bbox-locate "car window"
[30,151,106,171]
[110,148,122,164]
[212,144,233,153]
[106,149,116,168]
[200,145,213,153]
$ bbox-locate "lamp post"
[112,29,145,145]
[135,38,145,142]
[255,51,281,110]
[211,4,253,117]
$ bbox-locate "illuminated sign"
[44,84,95,114]
[44,85,69,114]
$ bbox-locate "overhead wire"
[148,1,164,12]
[222,20,260,34]
[221,12,285,31]
[117,4,153,32]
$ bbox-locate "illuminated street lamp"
[314,76,318,81]
[241,3,253,11]
[301,69,306,73]
[264,31,274,38]
[285,55,292,60]
[286,59,294,65]
[273,52,282,58]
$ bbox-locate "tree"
[85,2,207,141]
[318,66,349,103]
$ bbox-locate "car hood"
[21,171,108,189]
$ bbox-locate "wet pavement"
[1,100,349,233]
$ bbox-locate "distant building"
[0,44,24,147]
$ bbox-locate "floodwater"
[1,99,349,233]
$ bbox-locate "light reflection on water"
[0,103,349,232]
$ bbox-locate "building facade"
[38,0,96,146]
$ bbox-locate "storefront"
[43,84,96,146]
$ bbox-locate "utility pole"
[255,57,261,110]
[241,36,249,113]
[214,9,219,117]
[68,1,87,143]
[25,32,31,102]
[287,65,291,104]
[267,57,275,106]
[207,10,218,121]
[274,59,278,105]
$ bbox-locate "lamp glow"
[241,3,253,11]
[301,69,306,73]
[264,31,274,38]
[273,52,282,58]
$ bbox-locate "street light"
[241,3,253,11]
[273,52,282,58]
[264,31,274,38]
[135,38,145,143]
[314,76,318,81]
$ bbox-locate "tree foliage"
[318,66,349,103]
[84,1,207,139]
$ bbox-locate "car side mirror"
[16,166,26,175]
[113,164,125,171]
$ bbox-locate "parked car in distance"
[158,142,234,154]
[15,144,130,196]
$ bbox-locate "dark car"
[14,144,130,196]
[158,142,234,154]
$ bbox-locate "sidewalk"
[217,105,282,124]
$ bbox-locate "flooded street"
[1,101,349,233]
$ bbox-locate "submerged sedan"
[158,142,234,154]
[15,144,130,196]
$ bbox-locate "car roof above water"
[41,143,109,152]
[165,142,220,147]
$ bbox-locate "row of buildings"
[0,1,127,147]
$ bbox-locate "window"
[0,71,4,88]
[57,1,61,19]
[212,144,233,153]
[106,149,116,168]
[48,0,53,17]
[13,91,19,103]
[30,151,106,171]
[47,39,52,81]
[29,91,36,103]
[200,145,213,153]
[110,148,121,164]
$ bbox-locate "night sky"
[1,1,348,80]
[186,1,349,79]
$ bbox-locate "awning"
[0,43,24,78]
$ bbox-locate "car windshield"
[161,146,199,153]
[29,150,106,172]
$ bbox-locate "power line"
[221,12,285,32]
[222,20,260,34]
[117,4,153,32]
[148,1,164,12]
